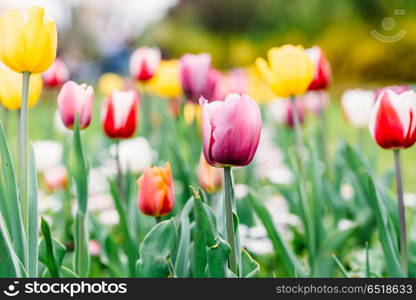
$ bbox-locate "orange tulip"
[137,162,174,217]
[198,154,223,194]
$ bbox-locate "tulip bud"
[180,53,211,103]
[341,89,375,128]
[256,45,314,98]
[198,154,223,193]
[0,66,42,110]
[0,6,57,73]
[101,89,140,139]
[58,81,94,130]
[137,162,175,217]
[200,93,262,167]
[369,89,416,149]
[130,47,161,81]
[305,46,331,91]
[42,58,69,88]
[43,165,68,191]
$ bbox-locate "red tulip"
[137,162,175,217]
[200,93,262,167]
[58,81,94,130]
[369,89,416,149]
[42,58,69,88]
[180,53,211,103]
[101,90,140,139]
[375,85,409,100]
[285,99,305,128]
[305,46,331,91]
[130,47,161,81]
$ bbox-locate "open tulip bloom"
[369,88,416,275]
[200,93,262,275]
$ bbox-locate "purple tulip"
[180,53,211,103]
[200,93,262,167]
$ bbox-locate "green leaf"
[109,179,137,277]
[174,198,193,277]
[248,192,305,277]
[241,249,259,278]
[0,212,23,277]
[74,211,90,277]
[194,192,230,278]
[27,145,38,277]
[40,218,60,277]
[136,218,177,278]
[70,117,88,214]
[0,123,25,264]
[332,254,350,278]
[365,173,404,277]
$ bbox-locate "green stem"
[290,95,315,271]
[115,140,125,202]
[393,149,407,275]
[224,166,238,275]
[19,71,31,268]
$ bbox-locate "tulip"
[255,45,314,98]
[42,58,69,88]
[148,60,182,100]
[198,153,223,194]
[285,99,305,128]
[341,89,375,128]
[180,53,211,103]
[226,68,248,95]
[137,162,175,217]
[369,89,416,150]
[43,165,68,191]
[130,47,160,82]
[200,93,261,275]
[0,6,57,73]
[301,90,329,115]
[305,46,331,91]
[97,73,125,97]
[374,85,409,100]
[58,81,94,130]
[201,69,221,102]
[200,93,262,167]
[101,89,140,139]
[0,66,42,110]
[369,89,416,274]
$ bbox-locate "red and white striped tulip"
[375,85,409,100]
[42,58,69,88]
[200,93,262,167]
[58,81,94,130]
[305,46,331,91]
[369,89,416,149]
[101,89,140,139]
[130,47,161,82]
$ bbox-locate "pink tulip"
[285,99,305,128]
[369,89,416,149]
[227,68,248,95]
[58,81,94,130]
[180,53,211,103]
[305,46,331,91]
[201,69,221,102]
[42,58,69,88]
[130,47,161,81]
[200,93,262,167]
[375,85,409,100]
[301,90,329,115]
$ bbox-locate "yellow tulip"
[0,67,43,110]
[256,45,314,98]
[0,6,57,73]
[148,60,182,99]
[97,73,124,97]
[246,65,275,104]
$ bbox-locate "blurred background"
[0,0,415,91]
